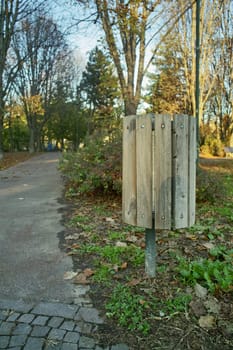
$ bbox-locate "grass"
[62,158,233,346]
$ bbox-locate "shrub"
[196,168,226,203]
[201,136,224,157]
[60,131,122,196]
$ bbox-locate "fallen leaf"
[126,235,138,243]
[121,262,128,269]
[190,299,206,317]
[83,268,94,277]
[115,241,127,247]
[71,243,81,249]
[204,298,221,314]
[127,278,141,286]
[105,217,115,224]
[199,315,216,329]
[64,271,78,280]
[74,273,91,285]
[202,242,215,250]
[185,233,198,241]
[194,283,208,299]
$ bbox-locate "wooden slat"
[136,115,152,228]
[172,115,189,228]
[188,116,196,226]
[122,115,137,226]
[153,114,172,229]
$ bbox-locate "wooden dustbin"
[122,114,196,275]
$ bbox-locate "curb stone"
[0,299,129,350]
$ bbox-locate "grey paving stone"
[95,346,110,350]
[32,315,49,326]
[61,343,78,350]
[31,325,50,337]
[0,311,7,321]
[111,344,129,350]
[64,331,80,343]
[48,317,64,328]
[13,323,32,335]
[75,322,92,334]
[32,302,79,319]
[9,334,27,347]
[0,300,33,313]
[17,313,35,324]
[6,312,20,322]
[0,321,15,335]
[24,336,44,350]
[75,308,104,324]
[0,335,10,348]
[44,341,62,350]
[79,336,95,349]
[48,328,66,341]
[7,348,21,350]
[60,320,75,331]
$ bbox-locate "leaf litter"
[60,159,233,350]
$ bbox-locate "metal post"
[195,0,201,164]
[145,225,156,277]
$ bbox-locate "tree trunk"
[0,115,3,159]
[29,128,36,154]
[124,100,138,116]
[0,100,4,159]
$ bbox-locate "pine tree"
[80,46,121,133]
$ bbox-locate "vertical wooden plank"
[153,114,172,229]
[188,116,196,226]
[122,115,137,226]
[172,115,189,228]
[136,115,152,228]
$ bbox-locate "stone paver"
[32,302,79,319]
[0,299,129,349]
[32,315,49,326]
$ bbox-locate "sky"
[51,1,100,65]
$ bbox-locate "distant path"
[0,152,76,303]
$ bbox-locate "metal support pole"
[145,225,156,277]
[195,0,201,165]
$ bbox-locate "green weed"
[164,294,192,314]
[107,231,125,241]
[177,254,233,292]
[106,284,151,335]
[68,215,90,227]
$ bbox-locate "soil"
[59,157,233,350]
[2,152,233,349]
[0,152,36,169]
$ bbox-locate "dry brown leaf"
[199,315,216,329]
[127,278,141,286]
[71,243,80,249]
[83,268,95,277]
[73,272,91,285]
[121,262,128,269]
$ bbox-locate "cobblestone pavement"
[0,154,129,349]
[0,299,129,350]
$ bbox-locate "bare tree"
[12,11,70,152]
[0,0,45,158]
[75,0,193,116]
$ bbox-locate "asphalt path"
[0,152,77,303]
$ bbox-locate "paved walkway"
[0,153,128,349]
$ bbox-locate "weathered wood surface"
[122,113,196,229]
[136,115,152,228]
[122,115,137,226]
[188,116,196,226]
[172,115,189,228]
[153,114,172,229]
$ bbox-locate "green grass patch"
[177,253,233,293]
[106,284,151,335]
